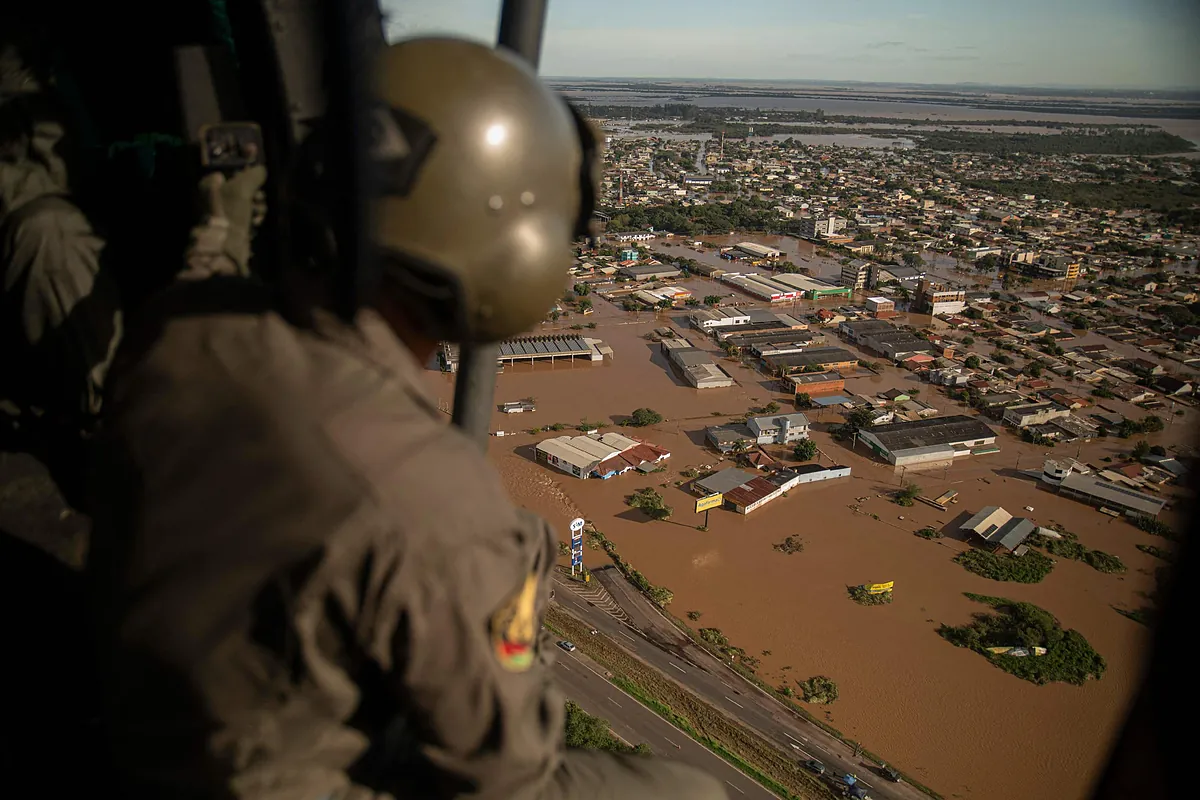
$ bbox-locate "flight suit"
[87,278,728,800]
[1,112,122,507]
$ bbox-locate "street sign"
[695,493,724,513]
[569,518,585,534]
[867,581,894,594]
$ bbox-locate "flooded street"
[425,307,1180,800]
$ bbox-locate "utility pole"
[453,0,549,449]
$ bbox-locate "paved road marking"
[607,696,622,707]
[724,696,744,709]
[784,732,806,746]
[617,630,638,643]
[725,780,745,795]
[558,663,571,671]
[810,742,828,754]
[670,663,686,674]
[564,653,608,681]
[663,737,681,749]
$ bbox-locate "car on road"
[557,640,576,653]
[880,765,901,783]
[802,759,826,775]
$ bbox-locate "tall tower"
[720,129,725,158]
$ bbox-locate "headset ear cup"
[564,101,602,241]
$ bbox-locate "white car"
[557,640,576,653]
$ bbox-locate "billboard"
[867,581,894,594]
[695,493,724,513]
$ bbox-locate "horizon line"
[541,76,1200,94]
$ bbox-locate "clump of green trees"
[893,482,922,507]
[772,536,805,555]
[955,549,1055,583]
[792,438,817,461]
[796,676,839,704]
[848,585,893,606]
[1136,544,1175,563]
[914,527,943,540]
[1028,529,1126,574]
[564,701,650,755]
[1117,415,1164,438]
[627,488,672,521]
[625,407,663,427]
[939,593,1106,686]
[1136,516,1176,539]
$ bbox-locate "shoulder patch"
[490,572,540,672]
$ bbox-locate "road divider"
[547,606,836,800]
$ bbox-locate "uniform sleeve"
[369,508,728,800]
[6,198,121,418]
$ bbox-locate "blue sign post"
[569,518,585,578]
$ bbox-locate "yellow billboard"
[695,493,724,513]
[867,581,894,594]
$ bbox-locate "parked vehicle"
[557,640,576,653]
[802,759,826,775]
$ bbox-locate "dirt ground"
[426,301,1189,800]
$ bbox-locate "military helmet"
[372,37,599,344]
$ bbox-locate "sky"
[381,0,1200,89]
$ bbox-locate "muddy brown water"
[426,310,1183,800]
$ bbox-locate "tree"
[962,336,975,346]
[902,251,923,269]
[564,701,649,755]
[762,401,781,415]
[703,295,721,306]
[655,299,674,310]
[794,392,813,409]
[573,283,590,296]
[792,438,818,462]
[628,487,672,520]
[964,355,982,370]
[578,298,593,312]
[1025,361,1043,378]
[1150,445,1168,456]
[894,482,922,506]
[628,407,663,427]
[1132,440,1152,460]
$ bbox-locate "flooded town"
[424,92,1198,800]
[2,3,1198,800]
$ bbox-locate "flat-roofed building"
[690,307,753,330]
[782,371,846,397]
[857,415,998,466]
[619,264,682,281]
[1044,469,1166,518]
[1003,401,1070,428]
[732,241,783,259]
[762,347,859,375]
[840,259,871,290]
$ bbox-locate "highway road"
[552,568,931,800]
[552,638,775,800]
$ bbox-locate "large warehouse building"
[660,338,735,388]
[856,415,999,467]
[762,347,859,375]
[536,432,670,480]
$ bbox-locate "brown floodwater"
[427,307,1184,800]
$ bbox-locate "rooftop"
[695,467,759,495]
[499,336,592,358]
[864,415,996,452]
[1059,472,1167,516]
